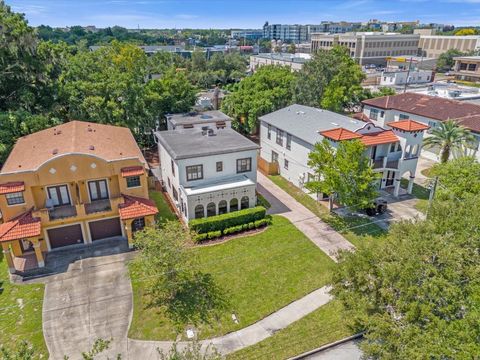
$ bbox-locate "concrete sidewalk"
[127,286,332,357]
[257,172,355,261]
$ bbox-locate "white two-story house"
[259,104,429,197]
[156,128,259,221]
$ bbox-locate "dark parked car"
[365,198,388,216]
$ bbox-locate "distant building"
[452,56,480,82]
[166,110,232,131]
[231,29,264,40]
[311,32,420,65]
[380,69,433,86]
[418,35,480,58]
[263,22,324,42]
[196,88,228,110]
[410,82,480,101]
[250,53,311,72]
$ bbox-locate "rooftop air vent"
[207,129,215,136]
[200,114,213,120]
[52,149,58,155]
[296,111,306,115]
[88,127,93,132]
[330,122,339,126]
[89,145,95,150]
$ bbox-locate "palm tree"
[423,119,476,163]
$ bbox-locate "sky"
[6,0,480,29]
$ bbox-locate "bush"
[248,222,255,230]
[194,233,208,243]
[254,218,269,228]
[190,206,267,234]
[207,230,222,239]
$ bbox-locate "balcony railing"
[48,205,77,220]
[372,157,400,170]
[85,199,112,215]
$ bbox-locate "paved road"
[303,340,363,360]
[42,250,133,359]
[257,172,355,261]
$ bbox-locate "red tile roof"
[121,166,145,177]
[320,128,362,141]
[118,194,158,220]
[0,209,41,242]
[387,120,430,132]
[0,181,25,195]
[455,114,480,133]
[352,112,371,123]
[360,130,399,146]
[362,93,480,122]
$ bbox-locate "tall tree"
[423,119,475,163]
[221,65,296,134]
[332,196,480,358]
[294,46,365,112]
[306,139,378,211]
[436,49,466,72]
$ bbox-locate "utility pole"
[403,56,413,93]
[427,176,439,218]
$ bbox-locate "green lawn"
[268,175,387,248]
[129,215,337,340]
[228,300,352,360]
[0,253,47,357]
[400,178,430,213]
[149,190,178,223]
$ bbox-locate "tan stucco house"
[0,121,158,274]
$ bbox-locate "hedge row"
[193,217,270,243]
[189,206,267,234]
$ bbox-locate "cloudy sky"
[6,0,480,29]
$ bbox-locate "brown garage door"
[47,224,84,249]
[89,218,122,241]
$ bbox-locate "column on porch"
[407,176,415,194]
[123,219,134,249]
[1,242,15,274]
[31,238,45,268]
[393,178,402,197]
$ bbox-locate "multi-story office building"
[230,29,264,40]
[418,35,480,58]
[263,22,324,42]
[311,32,420,65]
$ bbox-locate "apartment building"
[311,32,420,65]
[249,53,310,72]
[263,22,324,42]
[418,35,480,58]
[0,121,158,274]
[166,110,232,130]
[452,56,480,82]
[259,104,428,198]
[156,128,259,221]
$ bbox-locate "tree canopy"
[454,28,479,36]
[436,49,466,72]
[332,195,480,358]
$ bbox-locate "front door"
[371,145,377,160]
[271,151,279,163]
[385,171,395,187]
[47,185,71,207]
[88,179,109,201]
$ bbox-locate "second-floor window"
[399,114,409,120]
[6,191,25,206]
[126,176,141,188]
[88,179,109,201]
[47,185,71,206]
[286,133,292,150]
[216,161,223,172]
[186,165,203,181]
[171,160,175,177]
[267,124,272,140]
[237,158,252,173]
[276,129,284,146]
[370,108,379,121]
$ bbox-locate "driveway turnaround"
[42,250,134,359]
[127,286,332,357]
[257,172,355,261]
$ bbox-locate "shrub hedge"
[193,216,271,243]
[189,206,266,234]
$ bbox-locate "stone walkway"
[257,172,355,261]
[127,286,332,357]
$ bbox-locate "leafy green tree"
[331,196,480,359]
[190,50,208,72]
[129,222,227,329]
[436,49,466,72]
[294,46,365,112]
[429,156,480,200]
[287,43,296,54]
[221,65,296,134]
[423,119,475,163]
[361,86,396,100]
[306,139,378,211]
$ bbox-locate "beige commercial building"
[311,32,420,65]
[452,56,480,82]
[418,35,480,58]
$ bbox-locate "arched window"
[230,198,238,212]
[218,200,228,215]
[241,196,249,210]
[207,202,216,217]
[194,204,204,219]
[412,144,419,157]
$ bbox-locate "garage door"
[89,218,122,241]
[47,224,84,249]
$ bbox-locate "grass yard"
[268,175,387,248]
[149,190,178,223]
[129,215,336,340]
[0,253,47,357]
[227,300,352,360]
[400,178,430,213]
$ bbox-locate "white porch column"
[2,247,16,274]
[33,242,45,268]
[407,176,415,194]
[393,178,401,197]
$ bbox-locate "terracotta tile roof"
[360,130,399,146]
[320,128,362,141]
[362,93,480,122]
[0,181,25,195]
[352,112,371,123]
[387,120,430,132]
[118,194,158,220]
[456,114,480,133]
[121,166,145,177]
[0,209,41,242]
[1,121,147,174]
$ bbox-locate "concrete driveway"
[40,239,134,359]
